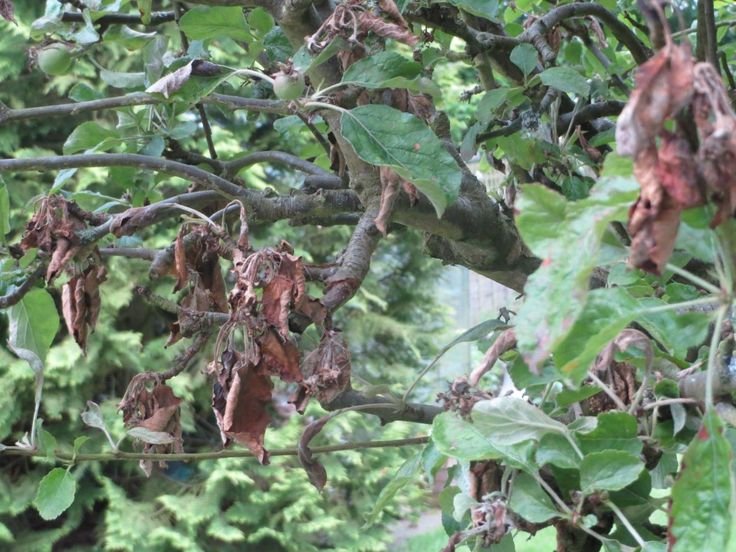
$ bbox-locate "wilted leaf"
[33,468,76,521]
[292,329,351,412]
[340,104,462,216]
[146,60,195,99]
[375,166,402,235]
[127,427,176,445]
[0,0,16,24]
[61,264,107,351]
[469,328,516,387]
[298,414,332,490]
[616,42,694,157]
[81,401,106,430]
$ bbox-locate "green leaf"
[448,0,499,20]
[340,105,462,216]
[539,67,590,97]
[432,411,502,461]
[510,43,538,76]
[472,397,568,445]
[577,412,642,456]
[514,178,639,374]
[476,88,511,125]
[556,386,602,408]
[136,0,152,25]
[365,451,422,525]
[100,69,146,89]
[580,451,644,494]
[293,37,349,76]
[63,121,118,154]
[33,468,76,521]
[340,51,440,97]
[179,7,252,42]
[536,433,581,469]
[8,288,59,361]
[0,179,9,241]
[509,472,559,523]
[670,410,735,552]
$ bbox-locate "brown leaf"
[655,132,703,209]
[0,0,16,24]
[375,166,401,236]
[173,230,187,292]
[110,206,150,238]
[358,11,417,46]
[259,328,302,383]
[61,264,107,351]
[212,352,272,464]
[693,62,736,228]
[469,329,517,385]
[146,60,194,99]
[628,147,681,273]
[616,42,694,157]
[298,413,333,490]
[292,330,351,413]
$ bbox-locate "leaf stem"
[665,263,721,295]
[606,500,646,548]
[706,306,729,407]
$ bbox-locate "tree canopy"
[1,1,736,551]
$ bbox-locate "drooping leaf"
[179,6,252,42]
[580,450,644,494]
[127,427,176,445]
[508,472,560,523]
[81,400,107,430]
[33,468,76,521]
[539,67,590,97]
[669,409,735,551]
[8,287,59,361]
[340,104,462,216]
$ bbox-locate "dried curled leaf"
[211,351,272,464]
[616,41,694,157]
[655,132,703,209]
[375,166,402,236]
[469,329,517,386]
[21,196,99,283]
[693,62,736,228]
[298,414,333,490]
[291,330,352,413]
[119,378,184,476]
[628,146,681,274]
[0,0,16,24]
[145,60,221,99]
[61,264,107,351]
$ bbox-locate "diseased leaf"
[179,6,252,42]
[0,0,16,24]
[539,66,590,97]
[580,450,644,494]
[669,409,735,551]
[8,288,59,361]
[508,472,559,523]
[469,328,516,386]
[340,104,462,216]
[298,414,331,490]
[33,468,76,521]
[514,178,639,373]
[81,401,106,430]
[127,427,176,445]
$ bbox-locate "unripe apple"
[272,70,305,100]
[37,44,72,76]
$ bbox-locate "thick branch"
[322,390,441,425]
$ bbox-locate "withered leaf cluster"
[119,375,184,476]
[20,196,107,351]
[616,37,736,273]
[209,240,344,464]
[305,0,416,58]
[167,226,228,346]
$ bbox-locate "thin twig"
[643,397,698,410]
[196,103,218,160]
[0,436,430,463]
[0,264,46,308]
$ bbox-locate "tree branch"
[0,93,287,126]
[0,436,429,463]
[0,265,46,309]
